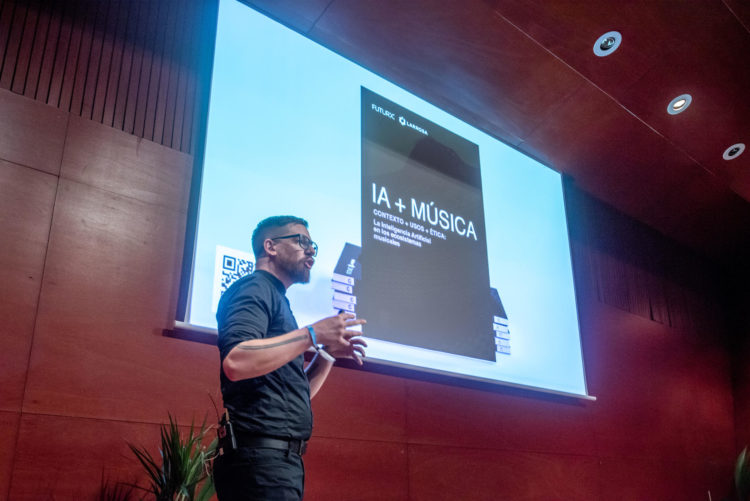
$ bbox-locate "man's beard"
[280,255,310,284]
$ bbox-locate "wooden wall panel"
[8,413,163,500]
[311,367,407,443]
[168,0,195,153]
[681,458,732,501]
[565,179,725,335]
[0,160,56,412]
[682,343,735,459]
[583,305,732,463]
[31,1,60,102]
[408,445,599,501]
[0,86,67,174]
[0,411,20,500]
[119,0,148,133]
[24,177,218,423]
[150,0,177,145]
[405,378,596,457]
[138,0,167,142]
[55,1,82,111]
[89,0,122,123]
[0,0,217,154]
[597,456,689,501]
[0,2,15,66]
[0,1,23,90]
[597,456,730,501]
[59,114,192,210]
[304,437,409,501]
[569,187,734,467]
[100,0,129,126]
[19,0,46,99]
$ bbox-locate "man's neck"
[255,260,292,290]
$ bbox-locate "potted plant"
[128,415,216,501]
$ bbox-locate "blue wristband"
[306,325,335,363]
[306,325,318,348]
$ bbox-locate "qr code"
[220,254,254,293]
[212,245,255,313]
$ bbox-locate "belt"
[236,435,308,456]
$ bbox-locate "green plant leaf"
[736,447,750,501]
[97,477,136,501]
[127,413,217,501]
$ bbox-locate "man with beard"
[213,215,367,500]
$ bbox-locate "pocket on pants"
[214,447,304,501]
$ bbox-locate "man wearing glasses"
[213,215,367,500]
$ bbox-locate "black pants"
[213,447,305,501]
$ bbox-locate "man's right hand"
[310,313,366,350]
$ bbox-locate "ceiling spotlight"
[667,94,692,115]
[723,143,745,160]
[600,37,616,50]
[593,31,622,57]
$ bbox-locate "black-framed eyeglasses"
[270,234,318,256]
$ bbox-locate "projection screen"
[180,0,590,398]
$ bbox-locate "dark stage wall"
[0,1,745,499]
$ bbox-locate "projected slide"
[184,0,588,397]
[359,88,495,361]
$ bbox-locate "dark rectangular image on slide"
[358,87,496,361]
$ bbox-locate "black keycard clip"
[217,409,237,455]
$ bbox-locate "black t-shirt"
[216,270,312,440]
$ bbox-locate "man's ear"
[263,238,277,257]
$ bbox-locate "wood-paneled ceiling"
[244,0,750,263]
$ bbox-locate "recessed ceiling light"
[667,94,692,115]
[593,31,622,57]
[723,143,745,160]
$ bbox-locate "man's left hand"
[324,337,367,365]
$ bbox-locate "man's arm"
[222,313,366,382]
[222,328,313,381]
[305,337,368,398]
[305,353,333,399]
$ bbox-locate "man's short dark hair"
[252,215,309,259]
